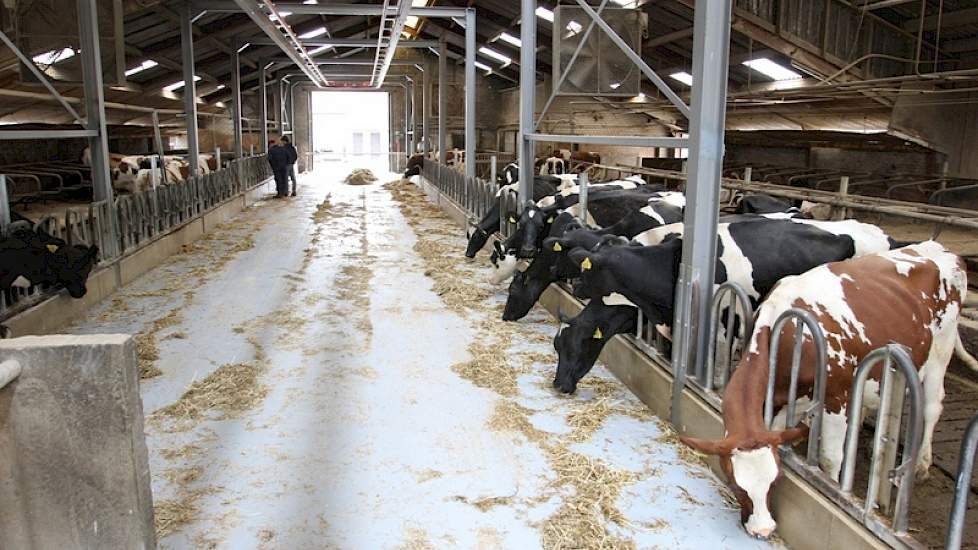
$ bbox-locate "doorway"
[311,91,390,164]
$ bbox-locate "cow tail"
[954,332,978,372]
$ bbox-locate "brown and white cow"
[681,240,978,538]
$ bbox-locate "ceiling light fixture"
[669,71,693,86]
[742,58,802,81]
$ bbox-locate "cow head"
[567,246,619,301]
[542,225,604,280]
[552,301,636,394]
[502,257,553,321]
[464,224,491,258]
[46,243,99,298]
[680,427,808,539]
[511,202,556,258]
[489,240,521,285]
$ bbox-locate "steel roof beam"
[231,0,328,87]
[373,0,414,87]
[245,38,440,48]
[193,1,467,17]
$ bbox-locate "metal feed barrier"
[420,158,497,224]
[0,155,272,318]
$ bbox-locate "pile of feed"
[344,169,378,185]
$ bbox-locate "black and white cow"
[734,194,799,215]
[552,217,898,393]
[502,179,661,259]
[464,176,560,258]
[500,195,686,321]
[404,154,425,178]
[0,218,100,299]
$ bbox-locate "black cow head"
[502,258,553,321]
[568,246,619,301]
[511,202,557,258]
[48,243,99,298]
[552,302,636,394]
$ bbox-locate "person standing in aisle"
[266,139,291,198]
[282,135,299,197]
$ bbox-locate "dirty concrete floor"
[68,159,779,550]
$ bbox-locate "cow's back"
[755,242,964,409]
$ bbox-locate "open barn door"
[311,91,391,170]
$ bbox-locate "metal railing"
[420,159,496,223]
[704,282,755,394]
[946,413,978,550]
[0,155,272,319]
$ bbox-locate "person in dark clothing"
[266,139,291,198]
[281,135,299,197]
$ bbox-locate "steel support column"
[401,84,411,156]
[670,0,732,425]
[464,8,476,179]
[438,38,447,164]
[518,0,537,209]
[259,63,268,152]
[180,2,200,177]
[422,60,431,155]
[232,44,243,158]
[410,80,417,155]
[78,0,118,256]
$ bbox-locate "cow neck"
[722,327,774,445]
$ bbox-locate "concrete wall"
[725,143,939,175]
[0,334,155,549]
[890,86,978,178]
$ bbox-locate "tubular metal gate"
[0,155,272,318]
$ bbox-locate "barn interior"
[1,1,978,549]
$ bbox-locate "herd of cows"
[83,147,221,197]
[439,162,978,539]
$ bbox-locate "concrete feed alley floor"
[68,160,780,550]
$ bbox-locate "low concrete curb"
[416,176,886,550]
[6,180,273,336]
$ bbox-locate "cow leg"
[916,330,954,480]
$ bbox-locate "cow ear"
[567,248,591,267]
[88,245,100,262]
[679,435,736,456]
[767,426,809,447]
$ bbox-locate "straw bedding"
[344,168,378,185]
[147,361,268,432]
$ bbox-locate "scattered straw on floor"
[386,177,668,549]
[154,487,218,540]
[344,169,378,185]
[148,362,268,431]
[541,445,641,550]
[452,343,530,397]
[392,528,436,550]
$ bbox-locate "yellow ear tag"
[547,216,555,224]
[553,242,563,252]
[46,244,59,253]
[508,216,517,223]
[593,327,603,339]
[581,257,592,270]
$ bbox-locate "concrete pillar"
[0,335,154,549]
